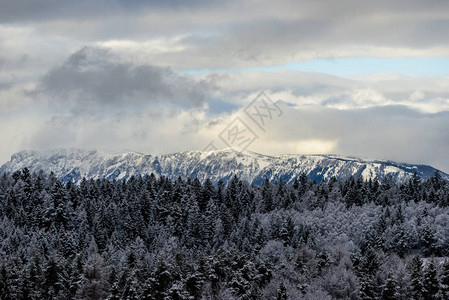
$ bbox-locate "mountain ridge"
[1,148,447,184]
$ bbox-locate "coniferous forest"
[2,169,449,299]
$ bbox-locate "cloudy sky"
[1,0,449,172]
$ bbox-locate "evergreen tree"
[26,255,44,299]
[381,273,399,300]
[67,254,83,298]
[0,264,10,300]
[440,259,449,299]
[422,259,439,300]
[409,256,424,300]
[200,178,215,211]
[421,226,436,256]
[358,248,380,300]
[43,256,62,299]
[151,261,173,300]
[277,282,289,300]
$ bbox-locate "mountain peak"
[1,148,447,184]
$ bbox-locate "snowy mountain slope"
[1,148,447,184]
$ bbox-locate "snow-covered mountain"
[1,148,447,184]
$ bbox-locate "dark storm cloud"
[0,0,224,23]
[195,11,449,66]
[2,0,448,66]
[0,0,104,23]
[37,47,211,111]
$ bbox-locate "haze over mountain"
[1,148,447,185]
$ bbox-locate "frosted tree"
[422,259,439,300]
[409,256,423,299]
[76,239,109,300]
[440,259,449,298]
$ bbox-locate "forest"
[1,169,449,299]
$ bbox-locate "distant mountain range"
[1,148,447,184]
